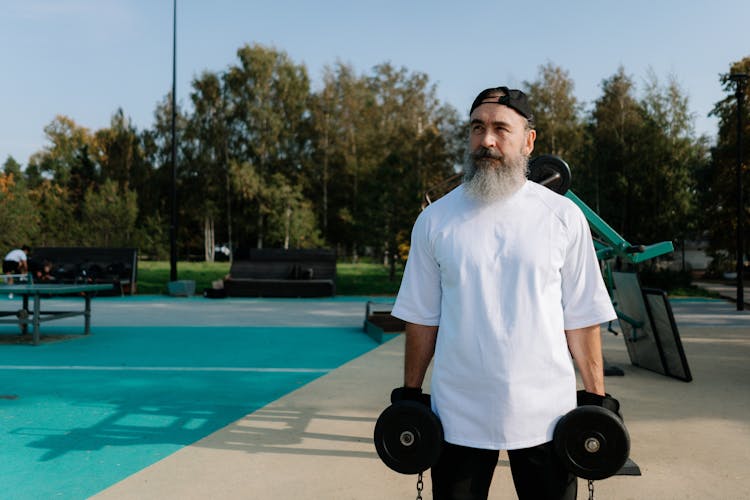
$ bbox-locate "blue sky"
[1,0,748,167]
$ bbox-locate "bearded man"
[390,87,617,500]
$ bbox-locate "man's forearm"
[404,322,438,388]
[565,324,605,395]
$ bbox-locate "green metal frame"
[565,190,674,264]
[565,188,674,348]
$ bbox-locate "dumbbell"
[528,154,572,195]
[553,402,630,480]
[373,395,443,475]
[374,390,630,481]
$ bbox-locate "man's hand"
[391,386,431,407]
[577,389,622,419]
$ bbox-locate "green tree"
[583,66,707,251]
[705,56,750,262]
[361,63,460,276]
[524,62,585,165]
[147,92,190,257]
[27,116,93,187]
[223,43,313,249]
[308,62,461,265]
[94,109,152,193]
[95,110,164,258]
[26,116,100,225]
[3,156,23,180]
[308,62,373,257]
[81,179,138,247]
[263,173,324,249]
[0,172,39,249]
[66,144,99,214]
[133,213,169,260]
[184,71,233,261]
[640,70,708,250]
[583,67,645,237]
[28,181,81,245]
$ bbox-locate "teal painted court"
[0,296,386,499]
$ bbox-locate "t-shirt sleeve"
[391,212,441,326]
[561,208,617,330]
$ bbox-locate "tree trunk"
[284,204,292,250]
[323,111,329,239]
[204,216,215,262]
[224,151,233,263]
[256,204,264,249]
[350,129,358,264]
[389,239,397,282]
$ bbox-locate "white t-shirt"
[391,181,616,450]
[4,249,27,262]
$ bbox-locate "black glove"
[577,390,622,419]
[391,386,431,407]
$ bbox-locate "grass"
[668,285,720,299]
[136,261,402,296]
[335,263,403,296]
[137,261,230,295]
[137,260,715,298]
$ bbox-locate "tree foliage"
[6,42,739,273]
[27,181,78,246]
[573,66,705,249]
[525,63,585,164]
[81,179,138,247]
[704,56,750,259]
[0,172,39,249]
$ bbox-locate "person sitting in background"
[34,260,56,282]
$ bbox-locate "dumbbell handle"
[539,171,561,186]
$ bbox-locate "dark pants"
[2,260,20,274]
[431,441,577,500]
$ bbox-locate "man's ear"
[523,129,536,156]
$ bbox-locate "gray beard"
[463,148,529,204]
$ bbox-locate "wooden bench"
[29,247,138,296]
[223,248,336,298]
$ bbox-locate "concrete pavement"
[693,281,750,309]
[85,297,750,500]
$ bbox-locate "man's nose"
[480,131,497,149]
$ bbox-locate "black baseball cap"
[469,86,532,120]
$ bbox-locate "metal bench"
[224,248,336,298]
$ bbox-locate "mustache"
[471,147,503,161]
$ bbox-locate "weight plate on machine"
[554,405,630,480]
[528,155,572,195]
[374,400,443,475]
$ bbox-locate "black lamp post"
[729,73,748,311]
[169,0,178,282]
